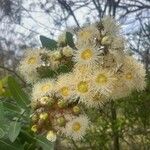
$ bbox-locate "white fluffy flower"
[102,16,120,37]
[76,24,100,48]
[92,69,117,96]
[64,115,89,140]
[73,77,93,103]
[121,56,146,91]
[73,46,101,67]
[55,74,75,100]
[32,79,54,100]
[18,48,46,83]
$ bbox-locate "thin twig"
[57,0,80,28]
[0,65,26,86]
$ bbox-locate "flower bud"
[62,46,73,57]
[40,96,54,107]
[39,112,48,120]
[101,36,111,45]
[46,130,57,142]
[73,106,80,115]
[52,51,61,60]
[40,96,49,105]
[31,125,38,133]
[56,116,66,126]
[57,100,67,108]
[48,98,55,107]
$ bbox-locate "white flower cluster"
[18,17,146,142]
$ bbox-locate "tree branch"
[57,0,80,28]
[110,100,120,150]
[0,65,26,86]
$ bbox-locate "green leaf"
[35,135,54,150]
[0,139,24,150]
[56,61,73,74]
[3,101,22,114]
[0,76,11,97]
[40,36,57,50]
[0,128,5,138]
[0,102,4,122]
[24,143,35,150]
[8,121,21,142]
[57,65,70,74]
[0,102,9,136]
[19,130,36,144]
[0,81,4,95]
[37,66,56,78]
[7,76,30,109]
[65,32,75,48]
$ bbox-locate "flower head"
[73,77,92,103]
[92,69,116,96]
[73,46,101,67]
[76,25,100,48]
[32,79,54,100]
[121,56,146,91]
[18,48,46,83]
[56,74,74,100]
[64,115,89,140]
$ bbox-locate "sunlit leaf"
[7,76,30,109]
[8,121,21,142]
[0,128,5,138]
[3,101,22,114]
[35,135,54,150]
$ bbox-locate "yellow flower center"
[60,87,69,96]
[72,122,81,132]
[77,81,88,93]
[41,84,51,92]
[96,74,108,84]
[125,73,133,80]
[27,57,36,64]
[81,49,93,60]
